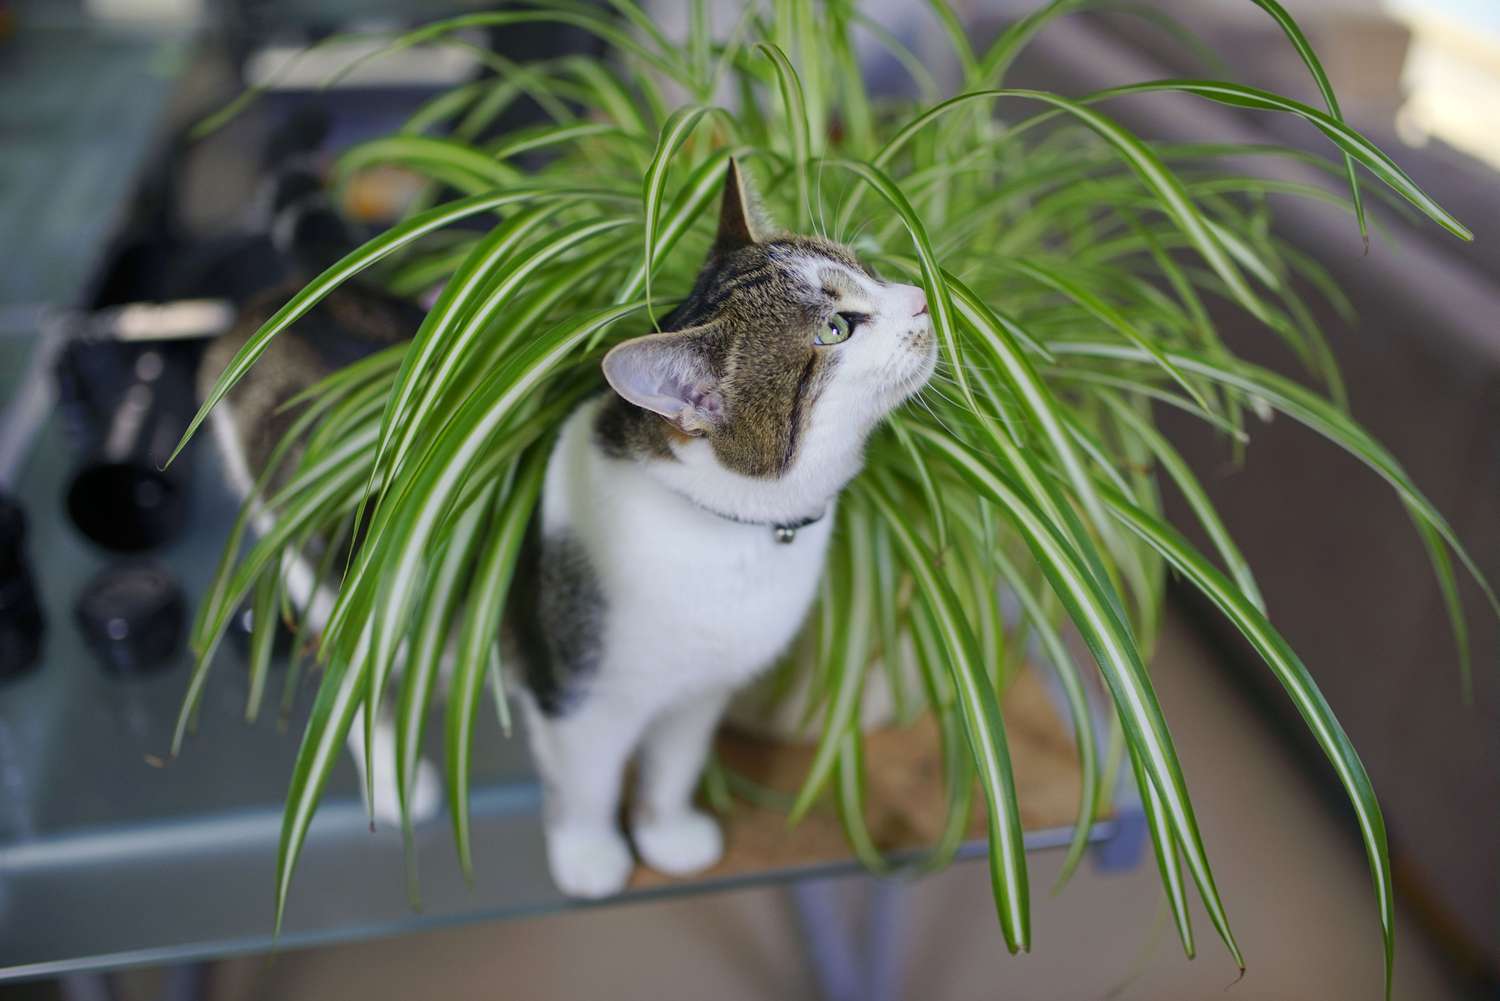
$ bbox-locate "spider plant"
[173,0,1491,991]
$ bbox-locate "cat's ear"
[713,158,767,255]
[602,325,724,435]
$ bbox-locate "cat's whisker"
[929,372,988,398]
[832,177,853,244]
[920,368,1023,428]
[918,396,966,435]
[910,387,962,439]
[938,352,1000,379]
[928,359,997,394]
[928,368,969,389]
[923,381,965,409]
[813,157,830,242]
[842,213,875,251]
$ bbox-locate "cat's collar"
[680,494,828,544]
[766,509,826,544]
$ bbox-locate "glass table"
[0,397,1127,984]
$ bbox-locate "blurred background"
[1,0,1497,998]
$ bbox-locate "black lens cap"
[66,462,184,552]
[74,562,185,676]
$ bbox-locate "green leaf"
[925,0,980,85]
[620,145,753,306]
[274,623,371,934]
[375,215,633,524]
[825,158,968,407]
[1246,0,1368,248]
[1088,80,1469,240]
[175,187,602,465]
[1055,341,1500,630]
[1127,739,1197,958]
[755,43,813,230]
[997,258,1213,414]
[174,429,376,754]
[989,546,1100,892]
[566,56,651,138]
[835,730,890,873]
[491,121,642,162]
[1098,393,1264,611]
[1098,478,1393,996]
[976,0,1084,85]
[447,449,547,878]
[906,425,1242,969]
[890,420,948,551]
[867,481,1031,953]
[392,492,484,902]
[337,135,522,191]
[244,570,282,723]
[1408,506,1471,702]
[324,304,645,671]
[868,517,912,723]
[789,502,875,823]
[941,277,1131,615]
[642,105,725,325]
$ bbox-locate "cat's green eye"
[816,312,857,346]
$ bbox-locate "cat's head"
[603,159,936,490]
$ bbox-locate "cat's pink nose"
[897,284,928,317]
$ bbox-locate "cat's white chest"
[603,513,829,691]
[541,399,831,700]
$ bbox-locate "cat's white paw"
[545,826,633,899]
[632,809,724,877]
[361,754,443,830]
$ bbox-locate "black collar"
[681,496,828,544]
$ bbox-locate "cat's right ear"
[713,158,765,256]
[602,326,724,436]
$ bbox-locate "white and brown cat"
[203,161,935,897]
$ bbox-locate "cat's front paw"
[545,826,633,899]
[632,809,724,877]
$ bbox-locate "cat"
[201,160,935,897]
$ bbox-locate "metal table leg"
[790,875,908,1001]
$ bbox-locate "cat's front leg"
[521,693,646,899]
[630,689,732,878]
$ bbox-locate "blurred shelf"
[0,19,188,308]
